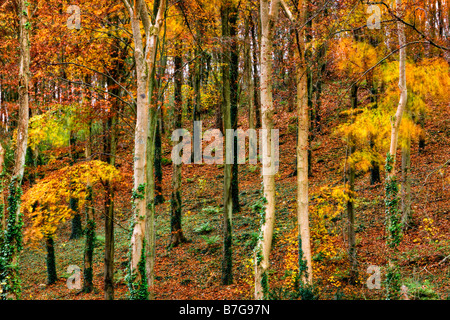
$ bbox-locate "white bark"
[122,0,166,295]
[281,0,313,284]
[388,0,407,177]
[14,0,30,183]
[254,0,279,300]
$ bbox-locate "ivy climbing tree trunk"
[254,0,279,299]
[121,0,166,300]
[221,1,233,285]
[385,0,408,300]
[0,0,30,299]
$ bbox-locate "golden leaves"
[22,160,120,244]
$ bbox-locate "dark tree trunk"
[347,83,358,284]
[82,185,95,294]
[154,115,164,205]
[229,4,240,214]
[69,132,82,240]
[45,235,57,285]
[70,209,82,240]
[221,2,233,285]
[169,47,187,248]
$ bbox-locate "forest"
[0,0,449,302]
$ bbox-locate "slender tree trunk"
[169,48,187,248]
[254,0,279,299]
[244,14,255,129]
[385,0,407,300]
[45,235,57,285]
[145,105,157,299]
[83,124,95,293]
[1,0,31,299]
[69,132,82,240]
[401,130,411,228]
[418,110,425,153]
[292,0,313,285]
[122,0,165,299]
[0,143,5,230]
[103,70,120,299]
[221,2,233,285]
[346,146,357,284]
[154,114,164,205]
[250,14,261,129]
[387,0,408,173]
[280,0,313,286]
[229,4,240,214]
[347,83,358,284]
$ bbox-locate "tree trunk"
[0,0,31,299]
[387,0,408,175]
[122,0,165,300]
[254,0,279,299]
[83,124,95,293]
[280,0,313,286]
[385,0,408,300]
[45,235,58,285]
[221,2,233,285]
[244,14,255,129]
[401,131,411,229]
[69,133,82,240]
[145,105,158,299]
[345,83,358,284]
[103,68,120,299]
[250,14,261,129]
[0,143,5,230]
[292,0,313,285]
[229,3,240,214]
[169,47,187,248]
[154,114,164,205]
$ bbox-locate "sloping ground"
[19,96,449,300]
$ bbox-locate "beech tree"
[120,0,166,300]
[280,0,313,285]
[0,0,30,300]
[254,0,279,299]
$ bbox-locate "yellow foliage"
[333,38,379,77]
[281,186,348,290]
[22,160,120,243]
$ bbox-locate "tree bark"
[250,14,261,129]
[401,129,411,229]
[387,0,408,175]
[169,47,187,248]
[281,0,313,285]
[83,123,95,293]
[229,4,240,214]
[347,83,358,285]
[254,0,279,299]
[121,0,165,299]
[1,0,31,299]
[221,2,233,285]
[45,235,57,285]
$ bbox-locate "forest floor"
[18,94,450,300]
